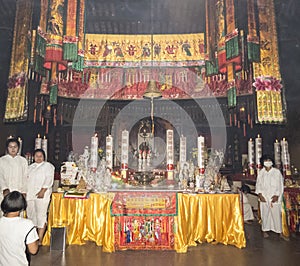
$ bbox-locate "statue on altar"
[179,162,190,189]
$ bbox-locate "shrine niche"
[118,117,178,170]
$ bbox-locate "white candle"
[35,134,42,150]
[281,138,290,165]
[90,134,98,169]
[121,130,129,169]
[106,135,113,170]
[248,138,254,165]
[180,135,186,163]
[255,134,262,166]
[166,130,174,166]
[197,136,205,169]
[274,139,281,166]
[17,137,22,155]
[41,136,48,161]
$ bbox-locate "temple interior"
[0,0,300,265]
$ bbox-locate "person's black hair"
[241,184,251,194]
[6,137,20,151]
[260,154,275,166]
[33,148,46,161]
[1,191,27,214]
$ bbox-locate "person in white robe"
[0,138,28,217]
[27,149,54,244]
[255,155,286,240]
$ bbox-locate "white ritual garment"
[27,161,54,228]
[0,154,28,193]
[255,167,284,233]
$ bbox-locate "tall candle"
[281,138,290,165]
[17,137,22,156]
[41,136,48,161]
[255,134,262,168]
[180,135,186,163]
[274,139,281,167]
[248,138,255,175]
[106,135,113,170]
[35,134,42,150]
[90,134,98,169]
[248,138,254,165]
[197,136,205,171]
[121,130,129,169]
[281,138,291,177]
[166,130,174,169]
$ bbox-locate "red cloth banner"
[114,216,175,250]
[111,192,177,216]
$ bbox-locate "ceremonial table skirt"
[43,192,246,252]
[175,193,246,252]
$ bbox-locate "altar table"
[42,192,246,252]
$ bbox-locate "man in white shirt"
[0,137,28,198]
[255,154,287,240]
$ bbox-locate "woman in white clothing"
[27,149,54,245]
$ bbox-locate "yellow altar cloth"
[42,193,115,252]
[43,192,246,252]
[175,193,246,252]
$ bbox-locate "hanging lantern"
[143,80,162,134]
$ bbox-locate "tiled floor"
[31,222,300,266]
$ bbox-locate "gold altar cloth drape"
[174,193,246,252]
[42,193,115,252]
[43,192,246,252]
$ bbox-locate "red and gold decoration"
[5,0,286,135]
[253,76,284,123]
[247,0,260,62]
[63,0,78,61]
[112,192,177,250]
[253,0,286,124]
[32,0,48,78]
[4,0,33,122]
[111,192,177,216]
[114,216,174,250]
[284,188,300,234]
[84,33,205,67]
